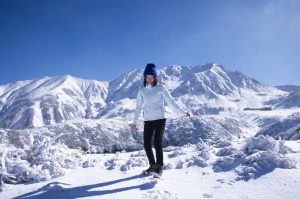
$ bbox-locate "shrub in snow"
[168,141,211,160]
[195,140,212,161]
[213,145,245,172]
[173,155,207,169]
[168,142,212,169]
[0,134,82,189]
[168,149,187,158]
[236,135,296,180]
[236,150,296,180]
[129,150,146,157]
[213,135,296,180]
[120,157,148,171]
[244,135,291,154]
[216,146,237,157]
[82,159,96,168]
[104,151,126,170]
[163,162,174,170]
[213,156,241,172]
[104,158,117,170]
[186,155,208,168]
[104,152,148,171]
[245,150,295,169]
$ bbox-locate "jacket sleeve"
[161,85,186,116]
[132,89,144,125]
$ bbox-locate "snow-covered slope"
[0,75,108,129]
[274,91,300,108]
[257,112,300,140]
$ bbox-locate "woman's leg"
[153,118,166,166]
[143,121,156,165]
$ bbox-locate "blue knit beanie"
[143,63,157,77]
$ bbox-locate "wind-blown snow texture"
[0,63,299,198]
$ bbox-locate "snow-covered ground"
[1,139,299,199]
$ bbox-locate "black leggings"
[143,118,167,166]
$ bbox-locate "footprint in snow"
[142,190,179,199]
[216,178,226,183]
[203,193,213,198]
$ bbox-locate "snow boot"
[142,163,157,176]
[153,164,163,178]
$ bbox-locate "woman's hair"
[143,76,157,87]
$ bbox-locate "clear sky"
[0,0,299,86]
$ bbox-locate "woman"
[131,63,191,177]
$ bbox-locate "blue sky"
[0,0,299,86]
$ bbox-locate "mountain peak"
[193,63,226,72]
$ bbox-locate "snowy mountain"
[98,63,286,119]
[99,63,286,118]
[0,75,108,129]
[0,63,295,130]
[106,63,268,102]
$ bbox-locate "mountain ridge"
[0,63,290,129]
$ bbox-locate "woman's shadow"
[14,173,156,199]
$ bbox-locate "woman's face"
[146,75,154,85]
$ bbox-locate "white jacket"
[132,83,186,124]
